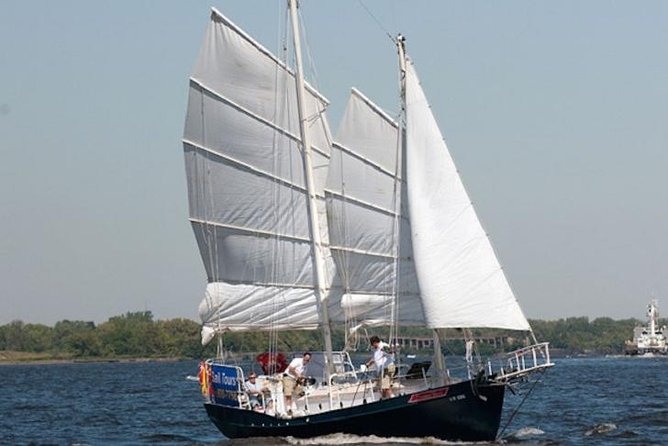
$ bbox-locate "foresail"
[184,9,333,336]
[405,61,530,331]
[326,89,425,327]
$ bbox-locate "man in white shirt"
[283,352,311,415]
[364,336,396,399]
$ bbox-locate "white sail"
[183,9,334,336]
[326,89,424,326]
[404,60,530,331]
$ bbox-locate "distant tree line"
[1,312,664,360]
[0,312,211,359]
[529,317,651,355]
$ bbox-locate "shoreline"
[0,356,191,366]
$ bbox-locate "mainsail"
[183,9,334,340]
[326,89,424,327]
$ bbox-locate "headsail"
[404,60,530,331]
[183,9,334,339]
[326,89,424,327]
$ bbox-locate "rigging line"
[268,7,284,336]
[278,8,309,343]
[198,84,220,285]
[269,6,292,356]
[194,86,220,339]
[338,153,351,294]
[296,3,334,150]
[297,6,323,105]
[389,126,402,345]
[497,370,546,440]
[357,0,395,44]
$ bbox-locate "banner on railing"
[211,364,242,407]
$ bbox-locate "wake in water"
[284,433,492,445]
[584,423,617,436]
[141,433,200,443]
[502,427,545,439]
[499,426,552,444]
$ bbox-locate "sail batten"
[185,140,333,199]
[188,79,331,161]
[189,218,313,244]
[332,142,399,180]
[329,245,397,260]
[349,87,398,127]
[205,278,318,290]
[209,8,330,106]
[325,190,402,218]
[184,141,308,194]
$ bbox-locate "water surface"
[1,356,666,445]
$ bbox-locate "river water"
[1,356,666,445]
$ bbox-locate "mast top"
[396,34,407,75]
[396,34,406,54]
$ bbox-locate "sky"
[1,1,667,326]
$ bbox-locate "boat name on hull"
[408,387,449,403]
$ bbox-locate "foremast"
[288,0,334,381]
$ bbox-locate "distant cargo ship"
[625,300,667,355]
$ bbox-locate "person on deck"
[364,336,396,399]
[243,372,266,412]
[283,352,311,415]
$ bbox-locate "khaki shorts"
[380,363,396,390]
[282,376,302,397]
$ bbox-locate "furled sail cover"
[326,88,425,327]
[404,60,530,331]
[183,9,334,337]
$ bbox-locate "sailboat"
[183,1,553,442]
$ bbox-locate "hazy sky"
[1,1,667,326]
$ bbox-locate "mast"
[397,34,447,381]
[431,329,447,384]
[397,34,407,120]
[288,0,334,380]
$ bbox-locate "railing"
[489,342,554,383]
[328,371,374,409]
[200,344,554,417]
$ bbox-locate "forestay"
[404,60,530,331]
[183,9,334,340]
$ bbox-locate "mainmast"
[288,0,334,380]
